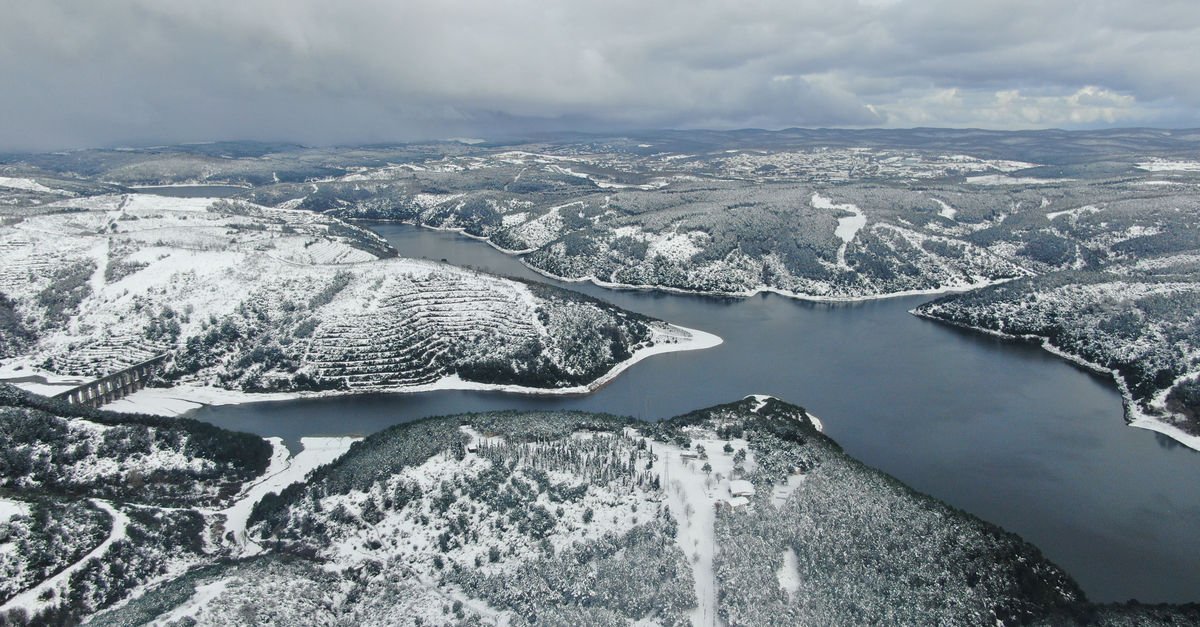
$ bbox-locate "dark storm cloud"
[1,0,1198,150]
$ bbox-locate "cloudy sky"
[2,0,1199,150]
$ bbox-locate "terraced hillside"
[0,193,710,400]
[6,132,1200,443]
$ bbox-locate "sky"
[1,0,1199,151]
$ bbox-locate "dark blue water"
[131,185,248,197]
[193,223,1200,603]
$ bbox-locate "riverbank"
[910,309,1200,452]
[355,218,1024,304]
[100,323,722,417]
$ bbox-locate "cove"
[191,222,1200,604]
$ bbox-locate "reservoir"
[128,184,249,197]
[193,222,1200,604]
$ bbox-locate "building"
[729,479,755,498]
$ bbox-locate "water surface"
[194,223,1200,603]
[131,184,248,198]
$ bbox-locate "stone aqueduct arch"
[53,355,168,409]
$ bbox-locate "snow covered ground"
[221,436,360,556]
[964,174,1075,185]
[1046,204,1102,221]
[0,363,88,396]
[812,192,866,270]
[0,176,63,194]
[1136,159,1200,172]
[102,323,721,416]
[628,422,760,627]
[0,500,129,618]
[102,386,299,416]
[776,548,802,601]
[932,198,957,220]
[0,496,30,522]
[148,579,229,627]
[4,192,707,405]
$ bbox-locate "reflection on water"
[193,223,1200,604]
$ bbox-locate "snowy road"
[0,499,129,618]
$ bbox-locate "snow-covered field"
[1137,159,1200,172]
[0,176,64,194]
[639,427,755,627]
[0,496,30,522]
[1046,204,1102,221]
[964,174,1075,185]
[776,548,802,600]
[812,192,866,269]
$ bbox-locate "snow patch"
[1046,205,1101,221]
[776,548,802,600]
[149,579,229,627]
[648,230,704,262]
[222,436,360,556]
[0,177,61,194]
[745,394,771,413]
[0,497,30,522]
[1136,159,1200,172]
[964,175,1073,185]
[812,192,865,269]
[932,198,957,220]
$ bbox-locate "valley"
[2,128,1200,623]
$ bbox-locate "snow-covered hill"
[0,195,714,403]
[84,397,1180,626]
[0,384,272,625]
[4,395,1192,625]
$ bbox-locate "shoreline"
[98,323,722,417]
[125,182,253,190]
[524,261,1019,304]
[910,308,1200,452]
[353,218,1022,304]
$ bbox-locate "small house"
[729,479,755,498]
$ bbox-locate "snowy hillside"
[178,133,1197,302]
[3,394,1190,625]
[0,194,711,401]
[6,130,1200,302]
[85,397,1128,626]
[0,385,272,625]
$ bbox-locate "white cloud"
[0,0,1197,150]
[874,85,1163,129]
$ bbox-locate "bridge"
[54,355,168,408]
